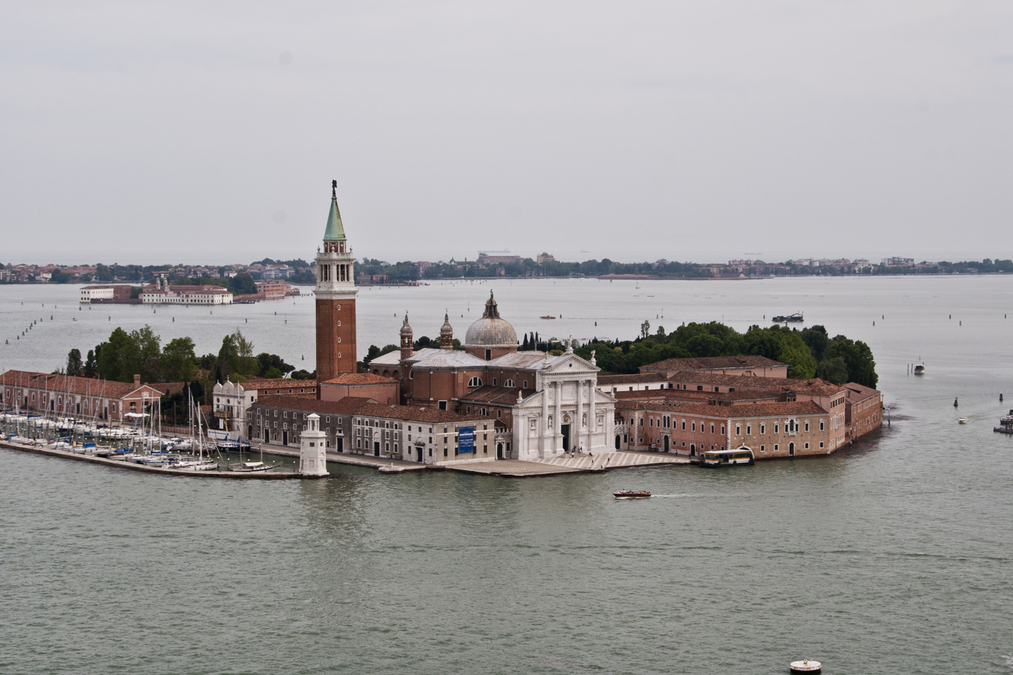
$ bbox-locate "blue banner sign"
[459,426,474,453]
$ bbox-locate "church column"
[541,381,549,459]
[554,380,561,454]
[586,380,594,450]
[575,378,583,449]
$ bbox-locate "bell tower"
[314,180,358,395]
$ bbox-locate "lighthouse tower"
[314,180,358,395]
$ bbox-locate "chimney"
[134,374,141,387]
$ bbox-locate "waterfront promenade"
[257,441,688,476]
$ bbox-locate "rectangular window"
[710,423,714,434]
[760,423,765,434]
[774,444,779,451]
[721,424,725,434]
[805,442,810,449]
[746,424,751,435]
[736,424,741,435]
[805,422,810,432]
[820,421,825,431]
[774,423,779,434]
[819,442,825,448]
[760,445,765,452]
[692,422,696,432]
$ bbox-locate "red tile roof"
[648,400,827,418]
[459,385,536,405]
[254,395,374,414]
[243,378,318,392]
[321,373,397,385]
[352,402,482,424]
[641,355,786,372]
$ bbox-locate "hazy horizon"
[3,2,1011,267]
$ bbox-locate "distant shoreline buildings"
[2,255,1010,287]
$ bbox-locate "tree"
[640,320,651,339]
[162,337,198,382]
[131,325,162,382]
[66,348,82,377]
[828,336,878,388]
[215,334,239,382]
[777,331,817,380]
[83,349,97,378]
[95,264,114,281]
[256,353,293,378]
[818,356,849,385]
[229,273,258,296]
[95,327,132,381]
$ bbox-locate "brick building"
[0,371,182,422]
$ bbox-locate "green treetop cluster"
[572,322,877,388]
[64,327,312,386]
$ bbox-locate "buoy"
[1001,393,1004,402]
[789,659,821,674]
[954,397,959,407]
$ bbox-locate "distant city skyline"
[3,3,1011,266]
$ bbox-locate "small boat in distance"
[958,417,968,424]
[771,312,804,323]
[540,315,556,320]
[613,490,651,499]
[914,363,925,375]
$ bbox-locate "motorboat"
[913,363,925,375]
[958,417,968,424]
[613,490,651,499]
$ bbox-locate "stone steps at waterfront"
[531,451,688,470]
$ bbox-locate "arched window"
[504,379,515,388]
[468,377,483,387]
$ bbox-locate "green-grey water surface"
[2,277,1013,674]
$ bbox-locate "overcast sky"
[2,1,1011,266]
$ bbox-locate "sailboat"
[176,390,219,471]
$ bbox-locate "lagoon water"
[2,277,1013,674]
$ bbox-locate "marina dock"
[0,438,304,479]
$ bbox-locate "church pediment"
[544,352,599,374]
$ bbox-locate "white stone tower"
[299,413,328,476]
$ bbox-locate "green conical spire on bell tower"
[323,179,346,241]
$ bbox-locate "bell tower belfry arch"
[314,180,358,395]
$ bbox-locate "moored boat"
[229,461,280,473]
[701,446,754,467]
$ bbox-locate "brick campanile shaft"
[314,180,358,397]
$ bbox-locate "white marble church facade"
[510,349,616,460]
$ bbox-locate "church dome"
[400,313,413,336]
[440,312,454,336]
[464,292,518,349]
